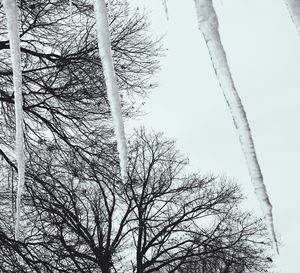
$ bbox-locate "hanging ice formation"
[284,0,300,36]
[3,0,25,240]
[162,0,169,21]
[93,0,128,181]
[193,0,278,252]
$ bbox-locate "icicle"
[194,0,278,252]
[93,0,128,181]
[3,0,25,241]
[284,0,300,36]
[161,0,169,21]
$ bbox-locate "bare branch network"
[0,0,282,272]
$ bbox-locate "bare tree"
[0,136,131,273]
[0,129,273,273]
[123,129,273,273]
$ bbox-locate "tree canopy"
[0,129,273,273]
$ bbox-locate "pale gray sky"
[127,1,300,273]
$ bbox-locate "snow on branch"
[285,0,300,36]
[194,0,278,252]
[93,0,128,181]
[3,0,25,240]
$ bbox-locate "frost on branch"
[93,0,128,181]
[194,0,278,252]
[3,0,25,240]
[285,0,300,36]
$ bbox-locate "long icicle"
[284,0,300,36]
[3,0,25,240]
[93,0,128,181]
[194,0,278,252]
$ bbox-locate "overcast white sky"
[127,1,300,272]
